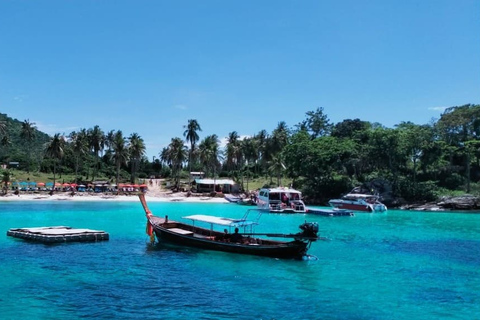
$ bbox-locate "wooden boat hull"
[150,217,310,259]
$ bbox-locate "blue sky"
[1,0,479,159]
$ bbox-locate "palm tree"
[254,129,269,175]
[104,130,116,154]
[111,130,129,190]
[44,134,65,194]
[1,135,11,153]
[1,170,11,195]
[198,134,222,192]
[168,137,188,189]
[268,154,285,187]
[69,129,89,181]
[183,119,202,184]
[128,133,146,184]
[88,125,105,181]
[225,131,240,172]
[20,119,36,173]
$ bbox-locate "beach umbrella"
[55,183,61,186]
[37,182,45,187]
[20,181,28,186]
[28,181,37,186]
[62,183,70,187]
[70,183,78,187]
[46,182,54,187]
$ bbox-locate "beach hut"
[192,179,238,194]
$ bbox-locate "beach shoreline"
[0,192,230,203]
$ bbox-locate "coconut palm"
[69,129,89,180]
[1,134,11,152]
[104,130,116,154]
[88,125,105,181]
[183,119,202,181]
[268,154,286,187]
[254,129,269,174]
[225,131,240,172]
[20,119,37,173]
[271,121,290,155]
[198,135,222,191]
[1,170,11,195]
[111,130,129,190]
[44,133,65,194]
[168,137,188,189]
[128,133,146,184]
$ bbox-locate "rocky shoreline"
[398,195,480,211]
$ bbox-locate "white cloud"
[428,106,448,112]
[35,121,79,136]
[13,95,28,102]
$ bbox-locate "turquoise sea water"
[0,201,479,320]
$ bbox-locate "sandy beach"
[0,180,229,203]
[0,193,230,203]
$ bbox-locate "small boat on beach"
[256,187,307,213]
[328,188,387,212]
[225,194,257,206]
[224,194,242,203]
[139,194,319,259]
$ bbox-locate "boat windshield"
[269,193,281,201]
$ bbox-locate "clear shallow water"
[1,201,479,320]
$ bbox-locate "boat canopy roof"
[260,187,302,194]
[183,214,258,227]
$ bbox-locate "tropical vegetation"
[1,104,480,205]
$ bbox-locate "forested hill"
[0,112,50,164]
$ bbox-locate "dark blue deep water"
[1,200,479,319]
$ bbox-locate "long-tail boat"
[139,194,320,259]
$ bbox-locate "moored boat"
[256,187,307,213]
[139,194,319,259]
[328,190,387,212]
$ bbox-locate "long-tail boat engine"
[297,222,319,241]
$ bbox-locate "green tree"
[297,107,332,139]
[111,130,129,189]
[44,133,65,194]
[198,134,221,191]
[88,125,105,181]
[69,129,89,180]
[225,131,240,172]
[167,137,188,189]
[128,133,146,184]
[183,119,202,178]
[1,170,11,195]
[20,119,36,173]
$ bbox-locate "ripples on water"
[1,201,479,319]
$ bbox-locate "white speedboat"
[256,187,307,213]
[329,192,387,212]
